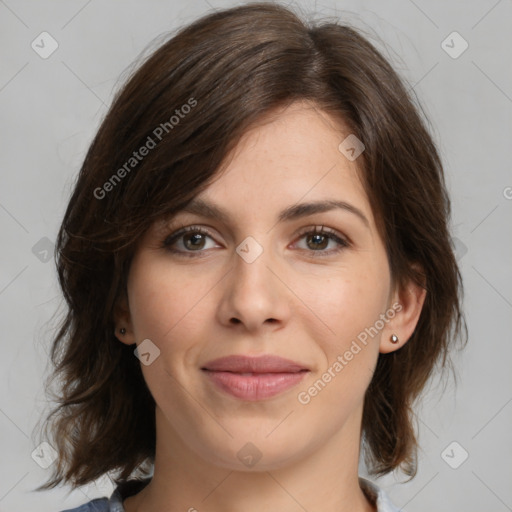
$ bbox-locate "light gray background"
[1,0,511,510]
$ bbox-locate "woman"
[37,3,466,511]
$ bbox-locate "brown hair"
[36,2,466,490]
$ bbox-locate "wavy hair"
[36,2,466,490]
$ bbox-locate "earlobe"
[379,268,427,354]
[113,294,136,345]
[115,325,135,345]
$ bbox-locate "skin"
[115,100,426,512]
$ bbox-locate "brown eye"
[162,226,219,256]
[294,226,350,256]
[306,233,329,250]
[183,232,207,250]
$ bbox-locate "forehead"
[196,101,371,219]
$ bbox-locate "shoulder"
[359,477,400,512]
[59,497,110,511]
[58,477,151,512]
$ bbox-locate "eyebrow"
[178,198,370,228]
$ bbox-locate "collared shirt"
[60,476,399,511]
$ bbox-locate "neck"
[124,405,376,512]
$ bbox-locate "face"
[119,101,405,471]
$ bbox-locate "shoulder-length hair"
[37,2,466,490]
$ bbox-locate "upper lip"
[201,355,309,373]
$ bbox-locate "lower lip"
[202,370,309,401]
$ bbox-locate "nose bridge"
[217,234,288,330]
[234,240,270,292]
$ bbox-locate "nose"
[216,242,291,333]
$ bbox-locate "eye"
[161,224,350,258]
[161,225,220,256]
[293,226,350,256]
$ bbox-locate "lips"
[201,355,310,401]
[201,354,309,373]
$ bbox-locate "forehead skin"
[149,100,384,259]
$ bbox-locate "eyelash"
[161,224,350,258]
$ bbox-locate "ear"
[379,265,427,354]
[113,293,136,346]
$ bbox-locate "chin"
[196,433,307,472]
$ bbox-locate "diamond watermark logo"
[338,134,365,161]
[237,442,262,468]
[32,236,54,263]
[31,31,59,59]
[31,441,58,469]
[452,236,468,261]
[441,441,469,469]
[441,31,468,59]
[134,339,161,366]
[236,236,263,264]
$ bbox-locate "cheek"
[295,270,388,413]
[295,260,390,349]
[126,255,211,399]
[127,252,212,341]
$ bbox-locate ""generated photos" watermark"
[297,301,402,405]
[93,97,197,200]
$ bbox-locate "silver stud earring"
[119,327,127,335]
[390,334,399,344]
